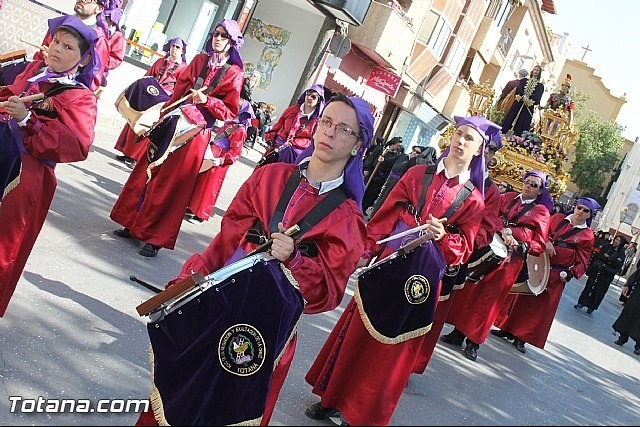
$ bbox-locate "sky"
[544,0,640,141]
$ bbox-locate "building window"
[498,27,513,56]
[486,0,514,28]
[426,14,452,58]
[444,38,465,72]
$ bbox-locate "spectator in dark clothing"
[613,269,640,355]
[362,136,403,211]
[575,235,627,314]
[363,136,384,180]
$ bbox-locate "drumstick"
[376,217,447,245]
[20,38,47,51]
[130,275,164,294]
[246,225,301,257]
[160,86,208,114]
[0,93,45,108]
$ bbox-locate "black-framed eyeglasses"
[575,205,591,213]
[499,183,508,188]
[212,30,231,40]
[523,179,541,189]
[317,117,361,139]
[306,92,319,99]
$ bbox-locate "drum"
[510,252,550,295]
[140,253,304,425]
[115,76,171,135]
[466,233,509,283]
[350,236,446,344]
[0,50,29,86]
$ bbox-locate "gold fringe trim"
[227,416,261,426]
[452,283,465,291]
[148,345,170,426]
[1,165,21,206]
[353,281,432,345]
[438,293,450,302]
[467,251,492,268]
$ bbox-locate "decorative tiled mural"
[244,18,290,90]
[0,0,62,57]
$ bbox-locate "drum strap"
[550,221,582,246]
[503,196,537,225]
[401,165,474,224]
[195,61,231,95]
[268,169,348,241]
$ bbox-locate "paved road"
[0,94,639,426]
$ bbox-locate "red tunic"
[35,25,110,92]
[0,60,97,317]
[264,104,316,149]
[135,163,367,426]
[187,122,247,220]
[494,213,594,348]
[105,30,125,72]
[413,180,502,374]
[110,53,243,249]
[446,192,550,345]
[113,57,187,160]
[305,165,484,426]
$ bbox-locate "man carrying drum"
[304,115,497,426]
[412,129,504,376]
[442,170,551,361]
[134,93,372,426]
[491,198,597,353]
[113,37,188,166]
[110,20,244,258]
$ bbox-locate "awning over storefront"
[330,68,387,111]
[541,0,556,14]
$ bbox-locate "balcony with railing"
[347,0,415,72]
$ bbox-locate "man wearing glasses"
[33,0,112,91]
[491,198,597,354]
[261,85,326,164]
[443,170,551,361]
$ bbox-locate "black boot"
[513,338,526,353]
[464,340,479,361]
[440,328,465,346]
[305,402,339,420]
[490,329,514,340]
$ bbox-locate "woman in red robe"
[110,20,244,258]
[0,16,100,317]
[443,171,551,361]
[113,37,188,164]
[492,198,597,352]
[304,116,502,426]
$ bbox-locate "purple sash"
[355,229,446,343]
[148,257,304,425]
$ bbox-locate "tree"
[570,113,625,196]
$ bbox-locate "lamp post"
[613,206,629,240]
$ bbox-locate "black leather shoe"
[573,304,583,310]
[305,402,338,420]
[113,228,131,238]
[490,329,514,340]
[614,338,626,346]
[464,342,478,361]
[634,347,640,355]
[586,308,594,314]
[139,243,160,257]
[513,338,526,354]
[440,330,465,346]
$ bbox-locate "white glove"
[211,157,224,167]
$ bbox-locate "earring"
[351,149,358,156]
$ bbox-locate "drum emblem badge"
[404,275,430,304]
[219,324,266,376]
[444,265,460,277]
[146,85,160,96]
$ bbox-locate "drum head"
[490,233,508,258]
[526,252,550,295]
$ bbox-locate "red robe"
[494,213,594,348]
[413,180,502,374]
[34,25,109,92]
[305,164,484,426]
[446,192,550,345]
[136,163,367,426]
[263,104,316,149]
[0,60,97,317]
[110,53,243,249]
[113,57,187,160]
[105,30,125,73]
[187,122,247,220]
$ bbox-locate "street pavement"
[0,86,639,426]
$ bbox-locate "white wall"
[242,0,324,115]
